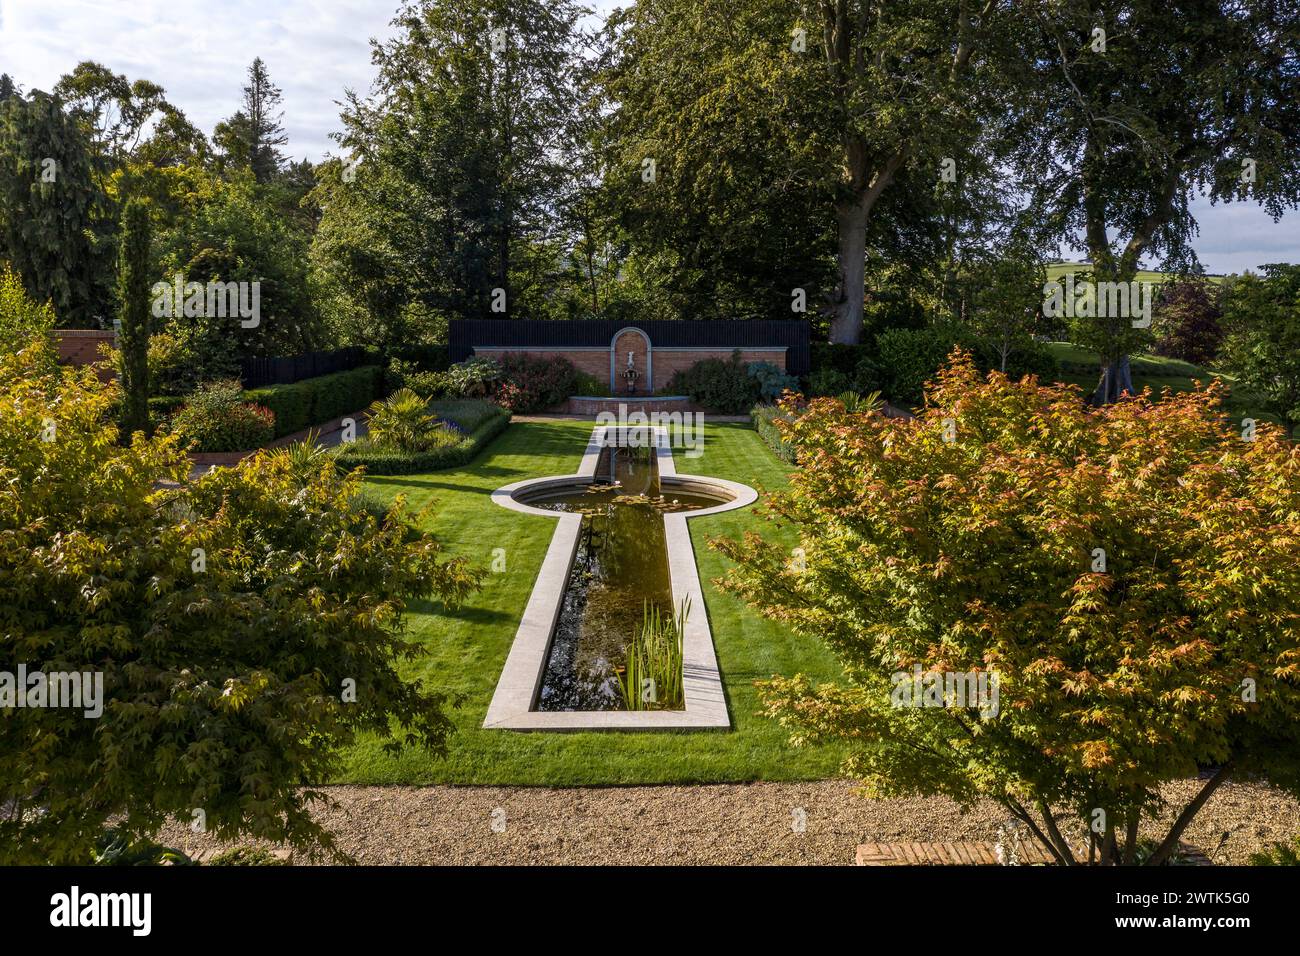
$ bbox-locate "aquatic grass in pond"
[532,446,723,710]
[619,598,688,710]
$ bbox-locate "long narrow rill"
[484,426,756,731]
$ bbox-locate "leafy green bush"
[385,358,446,399]
[168,381,276,452]
[0,262,53,357]
[493,353,577,412]
[751,404,799,464]
[816,333,1054,407]
[334,404,511,475]
[389,343,450,373]
[667,349,762,414]
[244,379,312,436]
[810,342,875,381]
[433,356,502,398]
[1220,264,1300,436]
[747,361,800,402]
[573,371,608,396]
[807,367,850,397]
[876,327,962,405]
[853,353,884,393]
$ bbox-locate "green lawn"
[337,419,848,785]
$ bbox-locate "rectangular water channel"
[527,445,724,711]
[484,425,755,730]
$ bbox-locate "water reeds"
[618,597,689,710]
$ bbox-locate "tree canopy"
[0,343,480,863]
[717,355,1300,864]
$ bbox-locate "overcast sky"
[2,0,1296,274]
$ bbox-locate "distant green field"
[1045,261,1227,286]
[1043,342,1278,427]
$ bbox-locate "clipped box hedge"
[334,404,511,475]
[751,404,798,464]
[245,365,384,438]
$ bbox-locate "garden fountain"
[623,350,640,394]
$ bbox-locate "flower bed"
[334,400,511,475]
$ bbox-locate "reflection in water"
[532,445,722,711]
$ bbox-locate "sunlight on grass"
[336,419,848,785]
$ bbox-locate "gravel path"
[155,778,1299,865]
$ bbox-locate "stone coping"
[483,425,756,731]
[563,394,692,401]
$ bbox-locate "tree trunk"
[1147,763,1234,866]
[1091,354,1134,406]
[829,193,870,344]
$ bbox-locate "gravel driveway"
[154,778,1299,865]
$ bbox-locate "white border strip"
[483,426,756,730]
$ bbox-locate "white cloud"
[0,0,403,162]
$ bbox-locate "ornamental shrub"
[493,353,577,413]
[0,344,480,863]
[667,349,761,414]
[718,350,1300,867]
[168,380,275,452]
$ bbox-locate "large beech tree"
[602,0,1019,339]
[320,0,583,322]
[0,343,480,863]
[716,354,1300,865]
[1013,0,1300,404]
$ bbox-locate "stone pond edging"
[483,424,756,731]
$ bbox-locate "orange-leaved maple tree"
[715,351,1300,865]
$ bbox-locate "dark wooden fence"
[240,347,368,389]
[448,319,811,375]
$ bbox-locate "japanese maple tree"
[716,352,1300,864]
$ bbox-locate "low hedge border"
[751,404,798,464]
[245,365,384,438]
[334,405,511,475]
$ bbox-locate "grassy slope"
[1045,262,1227,285]
[338,419,847,785]
[1043,342,1276,425]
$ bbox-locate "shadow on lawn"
[407,593,516,621]
[365,474,512,493]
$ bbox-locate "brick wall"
[474,342,788,394]
[54,330,116,381]
[649,349,785,392]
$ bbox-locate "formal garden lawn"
[336,419,850,785]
